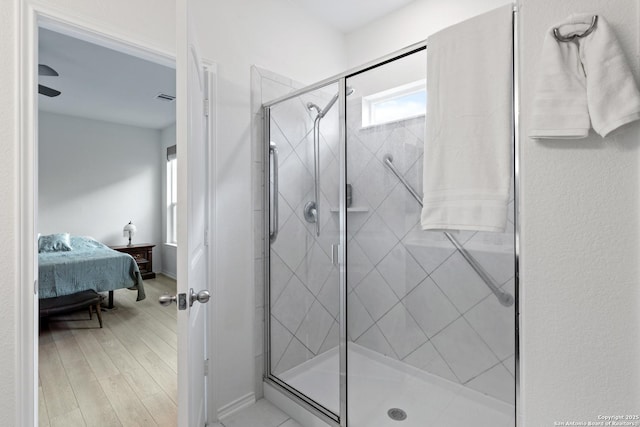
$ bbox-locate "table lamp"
[123,221,137,247]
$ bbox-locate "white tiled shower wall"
[252,67,516,405]
[343,96,515,404]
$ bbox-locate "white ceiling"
[292,0,415,33]
[37,1,411,128]
[38,28,176,130]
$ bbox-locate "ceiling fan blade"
[39,84,61,97]
[38,64,59,76]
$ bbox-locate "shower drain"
[387,408,407,421]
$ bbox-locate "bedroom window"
[362,79,426,127]
[167,145,177,244]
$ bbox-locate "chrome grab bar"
[313,116,321,237]
[383,154,514,307]
[269,141,279,243]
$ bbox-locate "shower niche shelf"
[329,207,369,213]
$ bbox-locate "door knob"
[159,293,177,307]
[190,289,210,307]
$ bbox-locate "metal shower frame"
[261,5,520,425]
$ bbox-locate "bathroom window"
[362,79,426,127]
[166,145,177,244]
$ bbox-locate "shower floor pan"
[278,344,514,427]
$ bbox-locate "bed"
[38,235,146,307]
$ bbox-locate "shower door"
[264,39,516,427]
[264,81,345,424]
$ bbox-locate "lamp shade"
[123,221,137,237]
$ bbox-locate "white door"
[175,1,210,426]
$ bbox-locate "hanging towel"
[530,14,640,138]
[421,4,513,233]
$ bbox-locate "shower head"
[307,102,322,115]
[316,86,355,119]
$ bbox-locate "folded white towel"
[530,14,640,138]
[421,4,513,233]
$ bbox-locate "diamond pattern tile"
[402,226,456,274]
[278,151,313,211]
[463,231,515,285]
[430,252,492,314]
[274,336,313,375]
[404,277,460,338]
[347,292,375,340]
[377,303,427,359]
[466,363,514,404]
[376,243,427,299]
[355,213,399,266]
[464,292,515,360]
[347,133,374,182]
[260,69,516,400]
[355,324,397,359]
[269,118,295,164]
[295,301,334,354]
[270,316,293,371]
[403,341,458,383]
[316,268,339,318]
[318,320,339,355]
[271,214,313,273]
[377,184,421,240]
[270,97,313,149]
[355,269,399,321]
[294,242,334,296]
[376,126,421,174]
[272,275,315,334]
[430,317,499,383]
[346,240,375,291]
[269,252,294,305]
[354,157,398,209]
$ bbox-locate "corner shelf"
[329,206,370,213]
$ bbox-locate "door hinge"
[204,358,209,376]
[204,229,209,246]
[34,279,38,295]
[203,99,209,117]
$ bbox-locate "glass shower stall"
[262,43,517,427]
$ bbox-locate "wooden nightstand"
[109,243,156,280]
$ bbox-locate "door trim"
[17,3,217,425]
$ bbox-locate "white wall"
[519,0,640,422]
[160,123,177,279]
[38,112,164,269]
[345,0,509,67]
[192,0,347,411]
[1,0,18,423]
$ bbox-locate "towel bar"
[553,15,598,42]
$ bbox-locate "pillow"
[38,233,72,253]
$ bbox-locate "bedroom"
[37,26,179,425]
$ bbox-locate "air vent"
[155,93,176,102]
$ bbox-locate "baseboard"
[159,270,177,280]
[217,392,256,420]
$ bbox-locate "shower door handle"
[269,141,279,243]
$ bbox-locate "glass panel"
[345,49,516,425]
[267,82,341,415]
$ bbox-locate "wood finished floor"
[39,275,178,427]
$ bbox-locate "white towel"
[421,4,513,233]
[530,14,640,138]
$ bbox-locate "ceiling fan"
[39,64,61,97]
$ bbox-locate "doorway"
[37,23,179,426]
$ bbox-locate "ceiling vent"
[155,93,176,102]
